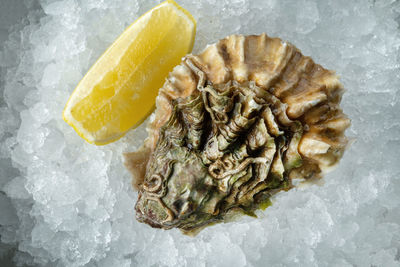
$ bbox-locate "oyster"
[124,34,350,234]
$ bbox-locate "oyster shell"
[124,34,350,234]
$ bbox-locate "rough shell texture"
[124,34,350,234]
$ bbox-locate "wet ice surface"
[1,0,400,266]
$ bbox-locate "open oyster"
[124,34,350,234]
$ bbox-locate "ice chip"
[3,176,30,200]
[0,194,18,225]
[41,63,61,87]
[30,102,52,124]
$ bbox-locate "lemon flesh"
[63,0,196,145]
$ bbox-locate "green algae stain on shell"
[124,34,350,235]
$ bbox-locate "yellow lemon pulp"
[63,0,196,145]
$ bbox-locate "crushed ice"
[1,0,400,266]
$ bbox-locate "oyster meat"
[124,34,350,234]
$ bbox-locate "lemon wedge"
[63,0,196,145]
